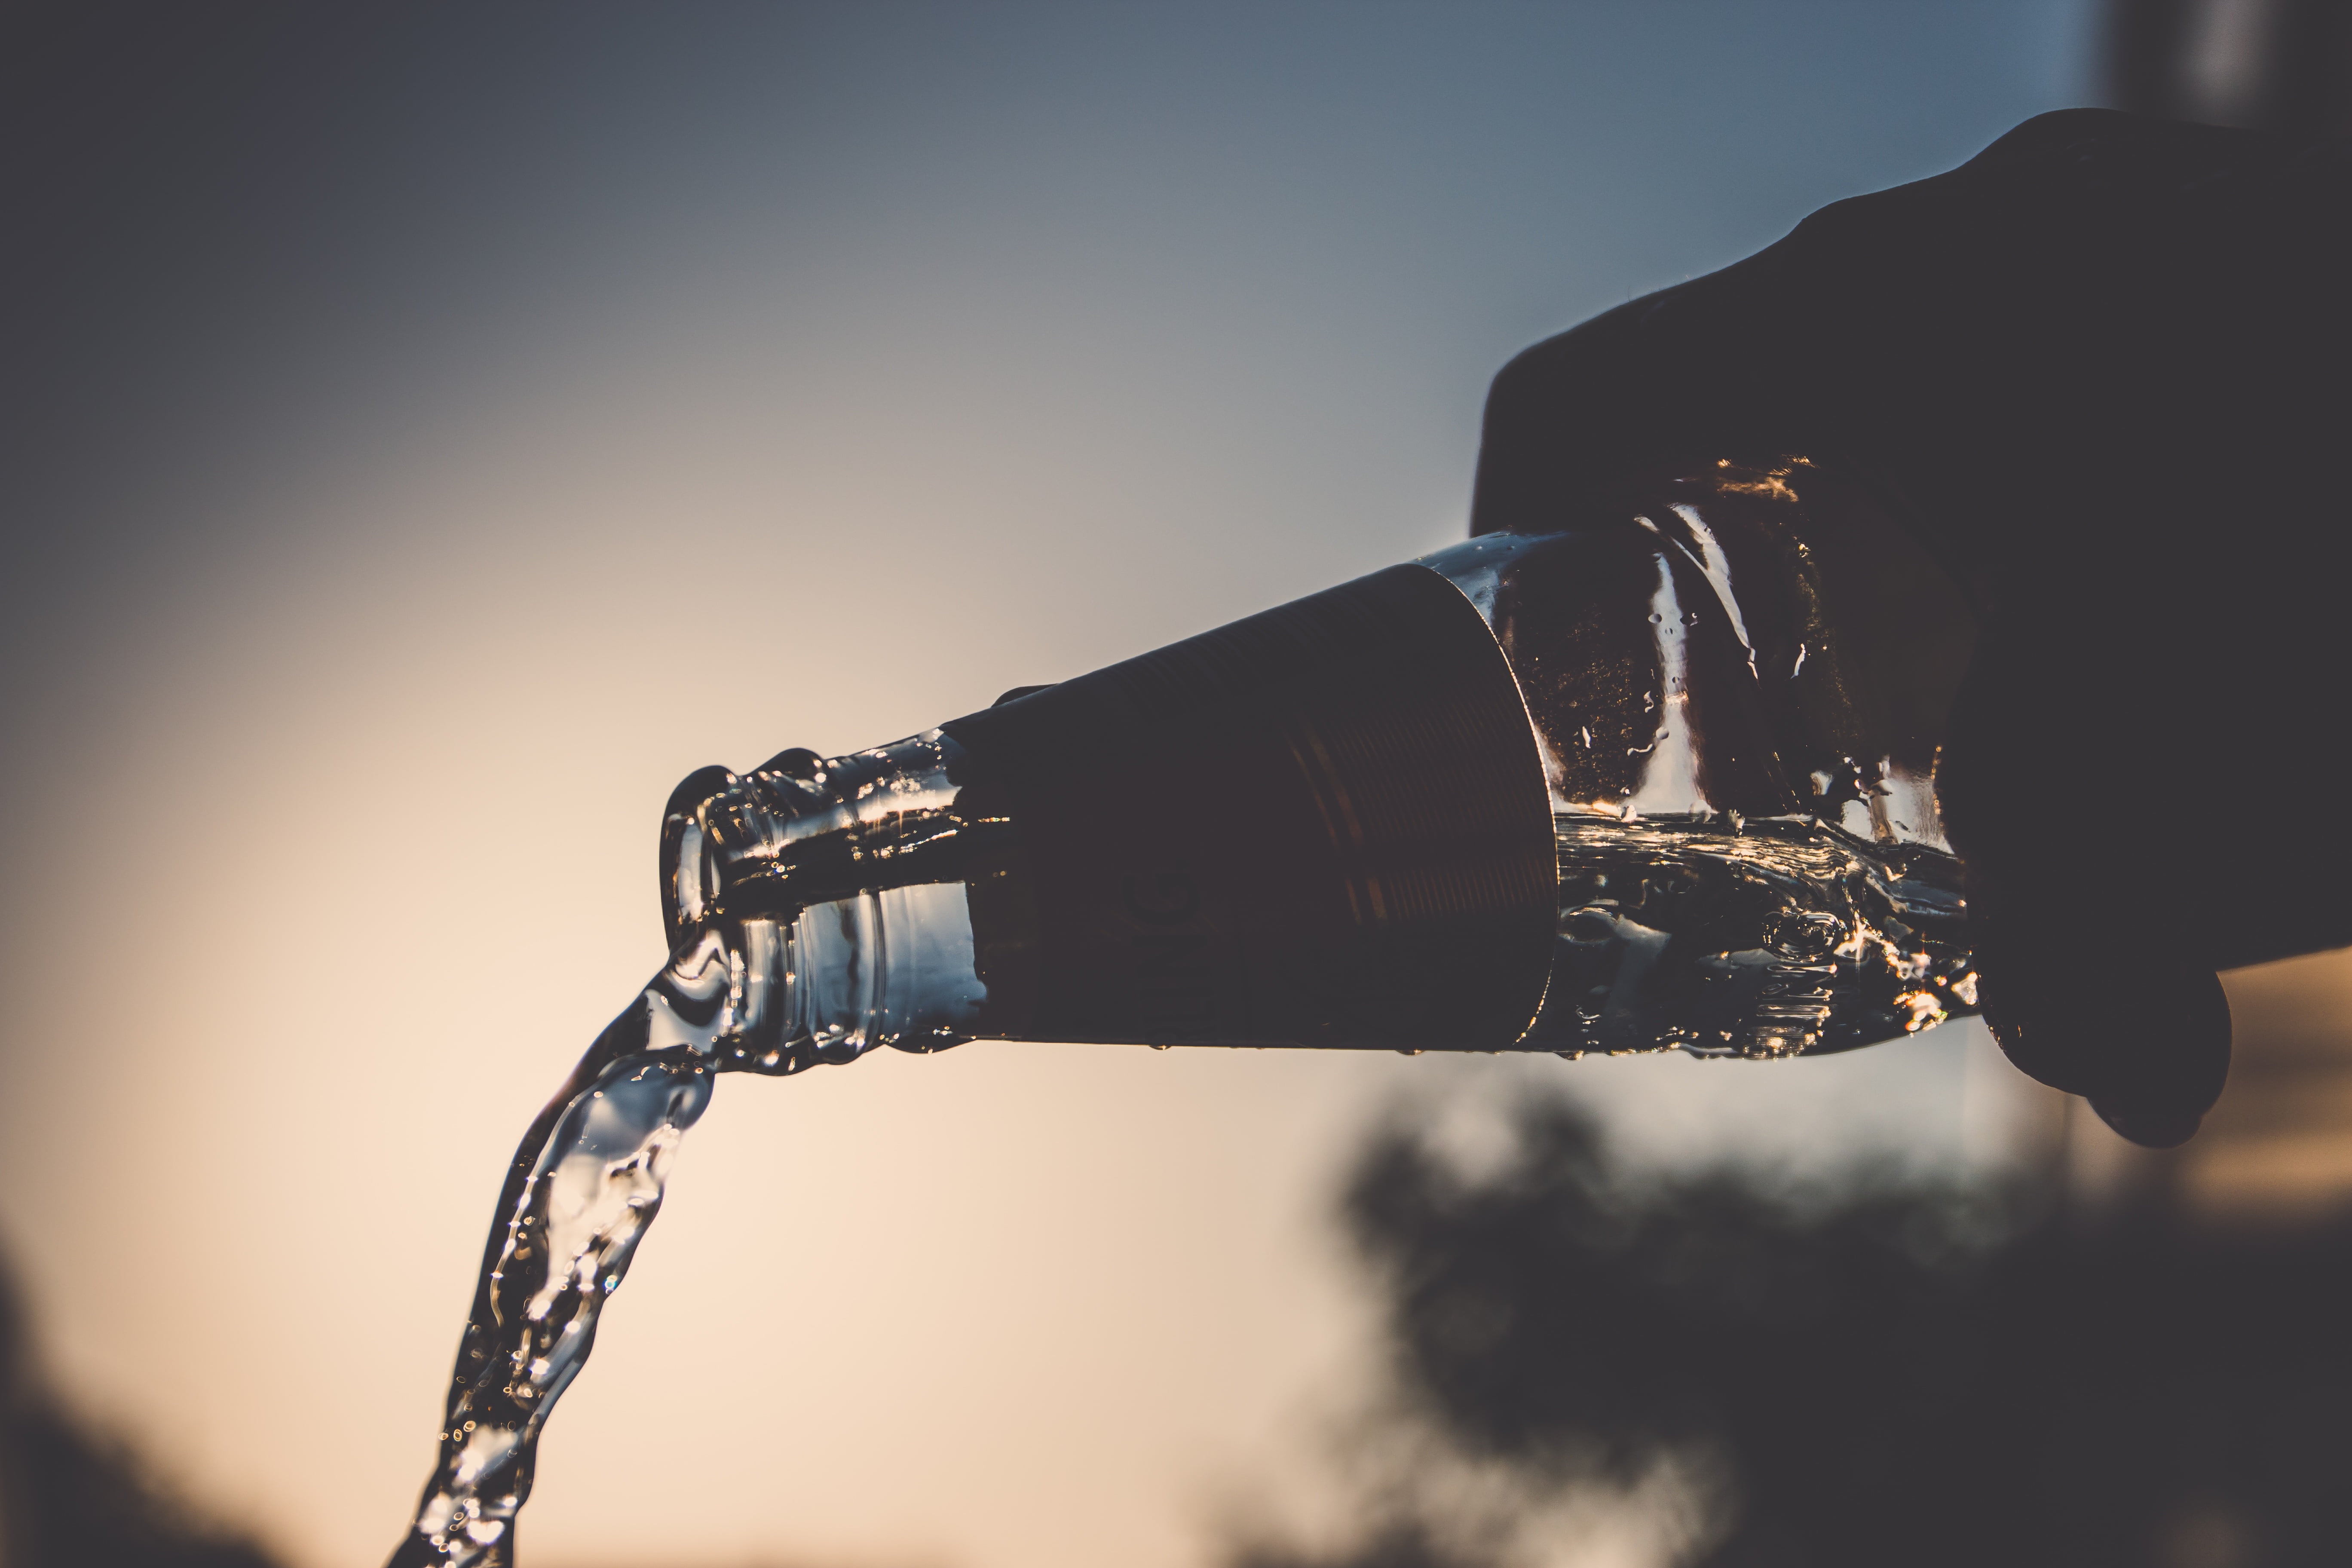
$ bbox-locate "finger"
[1935,597,2232,1148]
[1973,908,2231,1148]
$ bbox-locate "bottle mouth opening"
[658,763,737,943]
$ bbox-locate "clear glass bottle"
[384,462,1991,1566]
[659,457,1981,1072]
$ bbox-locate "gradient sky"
[3,6,2101,1566]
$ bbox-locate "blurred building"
[2107,0,2352,135]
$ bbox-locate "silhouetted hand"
[1471,109,2352,1145]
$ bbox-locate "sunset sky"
[3,6,2101,1565]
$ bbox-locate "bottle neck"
[660,564,1561,1067]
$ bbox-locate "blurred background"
[3,3,2349,1566]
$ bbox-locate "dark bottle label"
[943,564,1557,1049]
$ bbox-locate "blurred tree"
[0,1251,282,1568]
[1232,1099,2352,1568]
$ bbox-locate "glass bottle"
[657,457,1981,1072]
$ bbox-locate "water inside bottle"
[1445,459,1982,1057]
[1535,810,1972,1058]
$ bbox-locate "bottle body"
[663,459,1981,1072]
[1464,459,1980,1055]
